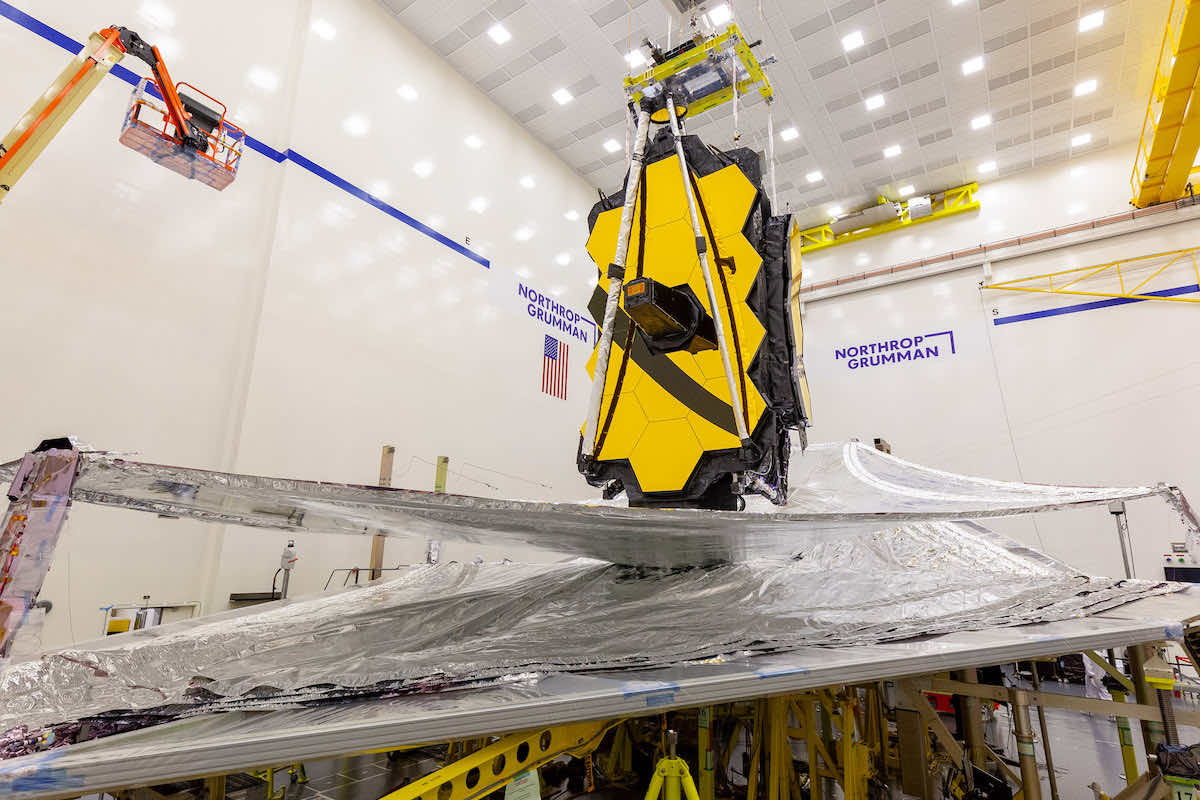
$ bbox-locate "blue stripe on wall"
[0,1,489,268]
[992,282,1200,326]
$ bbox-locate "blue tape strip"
[993,283,1200,326]
[621,681,681,699]
[287,150,489,268]
[0,2,489,269]
[755,665,810,679]
[0,1,80,51]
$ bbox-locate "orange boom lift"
[0,24,243,205]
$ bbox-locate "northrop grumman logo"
[835,330,956,370]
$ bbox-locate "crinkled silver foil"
[0,439,1190,761]
[0,441,1180,567]
[0,520,1178,753]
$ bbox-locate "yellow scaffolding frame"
[623,24,773,121]
[796,183,979,254]
[981,246,1200,304]
[1130,0,1200,208]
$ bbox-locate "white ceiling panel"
[379,0,1170,225]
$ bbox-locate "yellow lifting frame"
[981,246,1200,304]
[623,24,773,121]
[796,183,980,254]
[1131,0,1200,207]
[377,719,618,800]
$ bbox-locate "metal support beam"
[697,707,714,800]
[955,669,989,768]
[1131,0,1200,207]
[0,443,81,658]
[369,445,395,580]
[1029,669,1061,800]
[1129,645,1167,765]
[1009,689,1043,800]
[796,183,979,253]
[378,720,618,800]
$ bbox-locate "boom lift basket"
[119,77,244,190]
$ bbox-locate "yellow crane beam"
[796,183,979,254]
[1131,0,1200,207]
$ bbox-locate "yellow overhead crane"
[1131,0,1200,207]
[795,183,980,254]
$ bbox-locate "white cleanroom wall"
[801,148,1200,578]
[0,0,595,647]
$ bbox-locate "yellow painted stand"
[645,732,701,800]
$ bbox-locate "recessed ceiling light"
[828,205,844,217]
[310,18,336,40]
[950,0,969,5]
[487,23,511,44]
[603,138,621,153]
[464,134,483,149]
[1071,132,1093,147]
[469,196,489,213]
[140,1,176,29]
[1079,10,1104,32]
[397,84,419,102]
[883,144,901,158]
[806,170,823,183]
[1070,165,1088,177]
[971,113,992,130]
[1075,78,1098,96]
[514,226,534,241]
[625,49,647,68]
[552,87,573,105]
[780,126,799,141]
[978,161,997,173]
[865,94,885,111]
[962,56,984,75]
[519,175,536,189]
[842,30,865,52]
[899,185,915,197]
[555,252,571,266]
[247,66,279,92]
[412,159,434,178]
[342,114,369,137]
[564,209,580,221]
[706,3,733,26]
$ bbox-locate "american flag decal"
[542,334,568,400]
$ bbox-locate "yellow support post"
[698,707,715,800]
[1110,689,1141,787]
[434,456,449,493]
[645,732,702,800]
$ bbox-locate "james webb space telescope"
[577,24,812,510]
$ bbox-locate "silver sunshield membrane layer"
[0,520,1180,757]
[0,440,1194,567]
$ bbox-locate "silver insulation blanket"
[0,441,1192,567]
[0,439,1192,759]
[0,521,1179,757]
